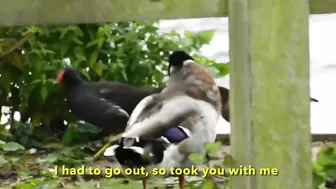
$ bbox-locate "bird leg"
[178,175,184,189]
[142,180,147,189]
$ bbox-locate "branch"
[0,37,27,57]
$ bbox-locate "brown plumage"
[166,62,222,113]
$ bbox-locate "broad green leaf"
[71,36,83,45]
[92,62,108,76]
[213,62,230,76]
[316,147,336,167]
[0,155,8,165]
[43,142,63,149]
[198,30,215,44]
[62,124,80,146]
[223,155,233,167]
[89,51,99,67]
[121,70,128,82]
[31,79,42,85]
[86,39,99,48]
[40,168,53,178]
[74,46,86,61]
[77,122,101,134]
[14,183,36,189]
[80,69,91,81]
[188,153,205,164]
[42,153,59,163]
[2,141,25,151]
[18,170,32,177]
[205,142,222,155]
[184,30,193,38]
[202,180,215,189]
[41,85,48,102]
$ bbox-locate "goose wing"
[121,94,200,139]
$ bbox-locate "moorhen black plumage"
[55,68,162,139]
[55,68,230,141]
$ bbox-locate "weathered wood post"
[229,0,312,189]
[1,1,336,189]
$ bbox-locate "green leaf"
[202,180,215,189]
[14,182,36,189]
[213,62,230,76]
[72,36,84,45]
[121,70,128,82]
[62,124,80,146]
[77,121,101,134]
[31,79,42,85]
[198,30,215,44]
[0,155,8,165]
[316,147,336,167]
[184,30,193,38]
[40,168,53,178]
[2,142,25,151]
[80,69,91,81]
[86,39,99,48]
[41,85,48,102]
[43,142,63,149]
[18,170,32,177]
[188,153,205,164]
[205,142,222,155]
[92,63,108,76]
[223,155,234,167]
[42,153,59,163]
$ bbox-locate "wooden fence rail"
[0,0,336,27]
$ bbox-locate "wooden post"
[228,0,312,188]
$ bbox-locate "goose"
[104,50,222,189]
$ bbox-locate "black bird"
[55,68,162,139]
[55,68,230,140]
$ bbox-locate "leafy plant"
[0,21,230,188]
[0,22,228,149]
[313,146,336,189]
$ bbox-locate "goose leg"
[178,175,184,189]
[142,180,147,189]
